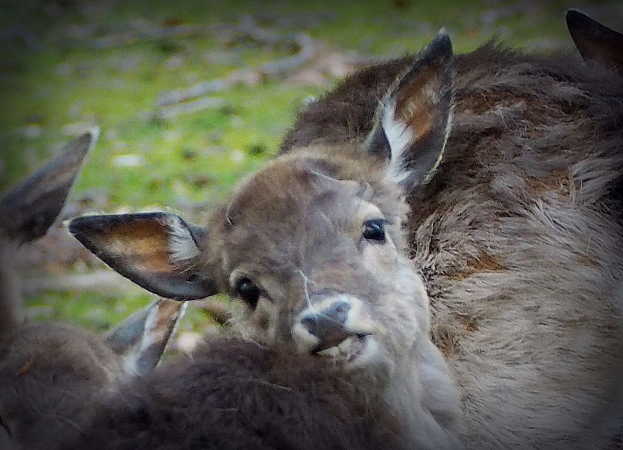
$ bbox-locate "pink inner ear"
[395,64,441,139]
[102,221,175,273]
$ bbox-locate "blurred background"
[1,0,621,353]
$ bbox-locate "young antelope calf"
[70,33,463,449]
[70,12,623,448]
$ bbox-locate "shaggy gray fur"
[281,41,623,448]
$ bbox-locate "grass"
[1,0,606,333]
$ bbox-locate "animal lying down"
[60,337,408,450]
[0,131,186,450]
[69,10,623,450]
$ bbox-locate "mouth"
[314,334,375,365]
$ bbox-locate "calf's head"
[70,33,454,377]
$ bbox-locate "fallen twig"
[157,16,316,107]
[151,96,227,120]
[89,23,214,49]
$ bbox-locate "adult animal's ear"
[105,298,187,376]
[0,128,98,243]
[364,30,454,190]
[69,212,217,300]
[566,9,623,74]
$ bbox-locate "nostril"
[301,315,318,336]
[298,300,355,353]
[329,301,351,325]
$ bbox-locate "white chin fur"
[347,336,382,369]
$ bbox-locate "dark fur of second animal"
[62,338,403,450]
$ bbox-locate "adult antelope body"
[70,12,623,449]
[0,131,185,450]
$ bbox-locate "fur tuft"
[164,215,200,264]
[382,98,414,184]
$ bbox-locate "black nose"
[300,301,353,352]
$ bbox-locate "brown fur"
[0,323,124,450]
[63,338,406,450]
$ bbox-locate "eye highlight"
[362,219,387,243]
[235,277,260,309]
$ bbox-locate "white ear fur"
[382,98,415,185]
[165,215,201,264]
[369,31,455,189]
[118,300,188,377]
[434,100,455,184]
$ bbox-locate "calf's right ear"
[69,212,217,300]
[364,30,455,191]
[566,9,623,74]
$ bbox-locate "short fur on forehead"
[199,147,409,291]
[224,146,408,232]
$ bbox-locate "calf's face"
[215,152,429,371]
[70,32,455,377]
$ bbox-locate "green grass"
[1,0,605,333]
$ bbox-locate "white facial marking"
[293,295,379,364]
[347,336,382,369]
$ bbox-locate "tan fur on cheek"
[361,235,400,277]
[232,298,279,345]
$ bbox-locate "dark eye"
[235,277,260,309]
[362,219,386,242]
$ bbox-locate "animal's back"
[0,323,124,450]
[282,42,623,448]
[64,338,405,450]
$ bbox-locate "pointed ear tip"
[566,8,585,18]
[566,9,594,28]
[67,218,83,235]
[68,215,95,235]
[86,125,100,143]
[78,126,100,152]
[431,28,453,55]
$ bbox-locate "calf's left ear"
[364,30,455,190]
